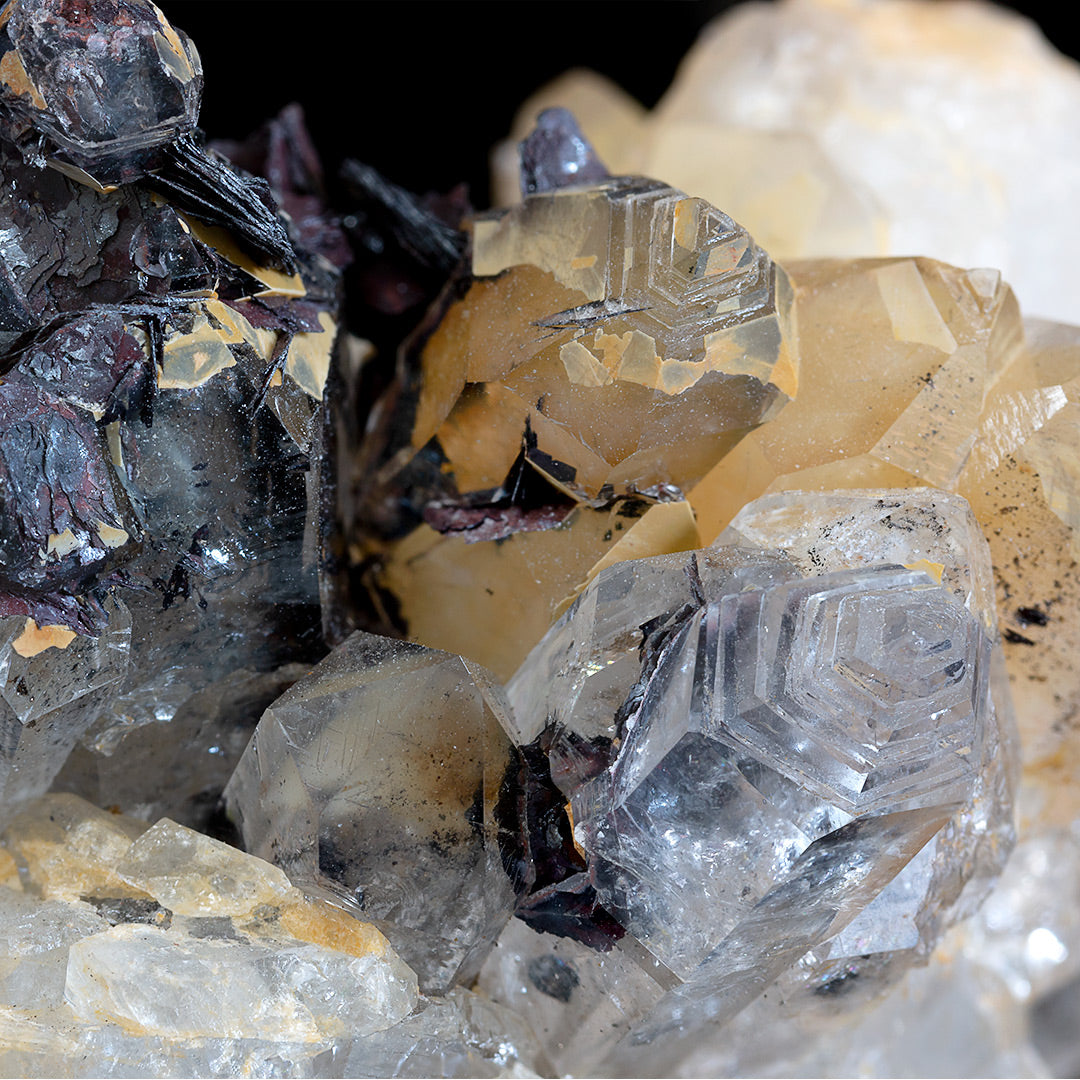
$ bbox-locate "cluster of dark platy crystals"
[0,0,312,633]
[0,0,619,956]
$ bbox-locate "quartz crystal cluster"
[347,163,794,680]
[483,489,1014,1075]
[1,0,1079,1077]
[494,0,1080,326]
[0,792,538,1076]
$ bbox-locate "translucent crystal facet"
[225,632,522,993]
[464,177,796,501]
[0,597,130,807]
[506,488,1014,1071]
[346,174,798,679]
[2,1,1075,1072]
[495,0,1080,325]
[0,794,438,1077]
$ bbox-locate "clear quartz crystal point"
[503,488,1015,1071]
[225,632,523,994]
[469,175,797,504]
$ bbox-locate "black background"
[164,1,1075,212]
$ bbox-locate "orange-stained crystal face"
[427,177,797,505]
[346,177,801,677]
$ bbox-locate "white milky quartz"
[496,0,1080,323]
[0,890,107,1012]
[65,925,415,1042]
[114,817,294,917]
[0,794,543,1078]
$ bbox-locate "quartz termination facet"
[497,488,1014,1073]
[466,175,796,501]
[349,162,797,678]
[225,633,524,995]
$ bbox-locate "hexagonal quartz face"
[413,177,797,504]
[548,548,997,982]
[224,632,522,994]
[706,565,988,815]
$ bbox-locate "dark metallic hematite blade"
[149,133,296,272]
[340,159,466,275]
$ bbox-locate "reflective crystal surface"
[225,633,522,993]
[505,488,1014,1072]
[0,76,341,821]
[0,0,202,178]
[478,916,667,1077]
[53,663,308,831]
[0,596,130,806]
[345,172,795,678]
[367,496,702,683]
[446,176,795,503]
[0,799,542,1079]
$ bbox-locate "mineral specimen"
[225,633,523,995]
[0,0,293,265]
[0,794,541,1077]
[348,152,796,678]
[2,0,1080,1076]
[0,0,344,823]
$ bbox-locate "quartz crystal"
[348,166,795,678]
[0,794,432,1074]
[225,633,523,994]
[492,488,1014,1074]
[388,176,794,503]
[494,0,1080,325]
[0,794,543,1077]
[0,595,131,808]
[2,0,1080,1075]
